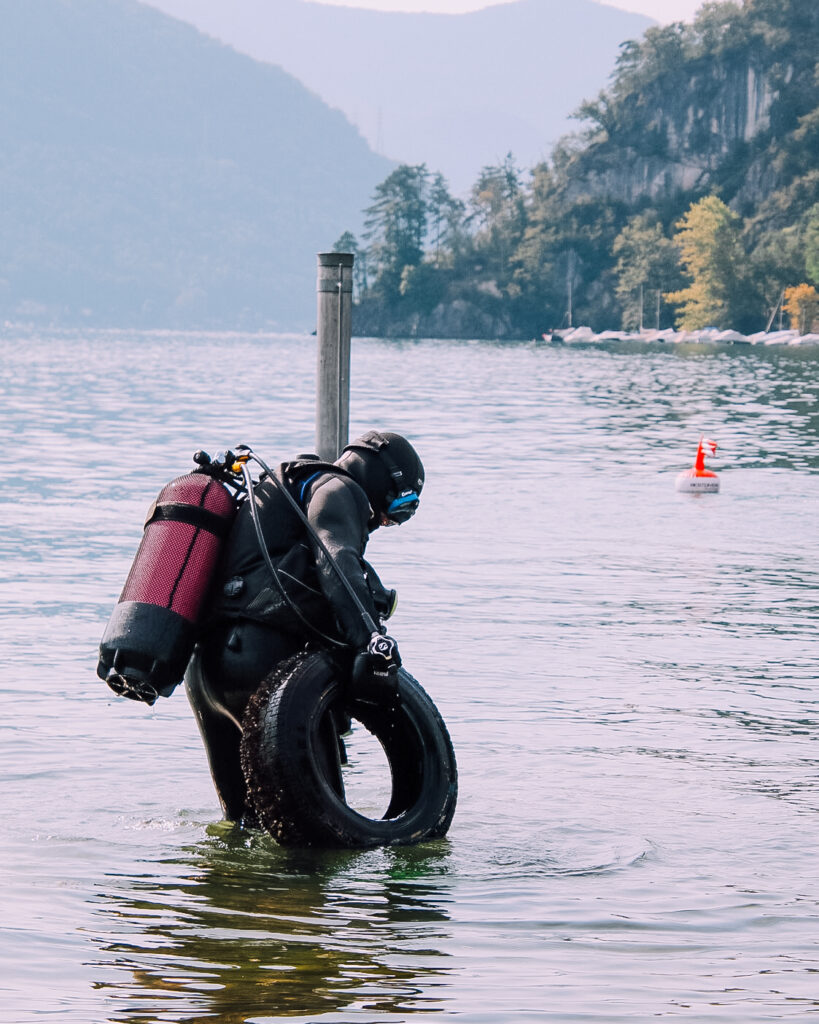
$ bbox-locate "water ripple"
[3,331,819,1022]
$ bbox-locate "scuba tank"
[97,458,238,705]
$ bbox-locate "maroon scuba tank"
[97,471,237,705]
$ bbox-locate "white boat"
[763,330,799,346]
[563,326,595,342]
[714,330,748,343]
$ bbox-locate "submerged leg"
[185,650,249,822]
[186,621,301,823]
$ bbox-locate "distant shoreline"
[2,320,818,348]
[539,327,819,347]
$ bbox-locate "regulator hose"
[238,460,347,649]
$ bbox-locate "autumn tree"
[783,283,818,332]
[665,195,753,330]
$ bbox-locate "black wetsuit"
[186,458,387,821]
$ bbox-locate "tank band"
[146,502,234,538]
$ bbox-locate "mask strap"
[343,432,404,496]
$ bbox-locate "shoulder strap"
[282,459,356,510]
[298,471,322,504]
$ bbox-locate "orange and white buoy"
[676,437,719,493]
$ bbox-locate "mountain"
[0,0,392,329]
[344,0,819,338]
[141,0,654,193]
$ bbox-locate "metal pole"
[766,290,784,333]
[316,252,354,461]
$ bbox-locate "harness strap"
[298,471,323,505]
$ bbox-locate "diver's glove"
[363,559,397,621]
[350,633,402,704]
[375,588,397,621]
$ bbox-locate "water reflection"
[5,330,819,1022]
[90,832,454,1022]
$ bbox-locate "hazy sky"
[319,0,705,23]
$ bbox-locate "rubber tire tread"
[240,649,457,848]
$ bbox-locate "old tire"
[239,649,457,848]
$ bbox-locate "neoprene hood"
[336,431,424,522]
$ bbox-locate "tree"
[612,214,681,329]
[574,91,617,139]
[427,172,466,267]
[748,226,804,324]
[399,260,446,315]
[331,231,368,300]
[630,23,690,83]
[511,163,566,330]
[665,195,753,330]
[805,203,819,284]
[690,2,744,55]
[783,282,818,332]
[469,154,526,285]
[363,164,430,301]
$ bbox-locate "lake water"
[2,328,818,1023]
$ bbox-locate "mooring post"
[316,252,354,461]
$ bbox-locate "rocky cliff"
[561,0,818,224]
[567,59,778,206]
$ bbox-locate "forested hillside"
[347,0,819,338]
[0,0,391,329]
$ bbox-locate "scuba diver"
[185,430,425,823]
